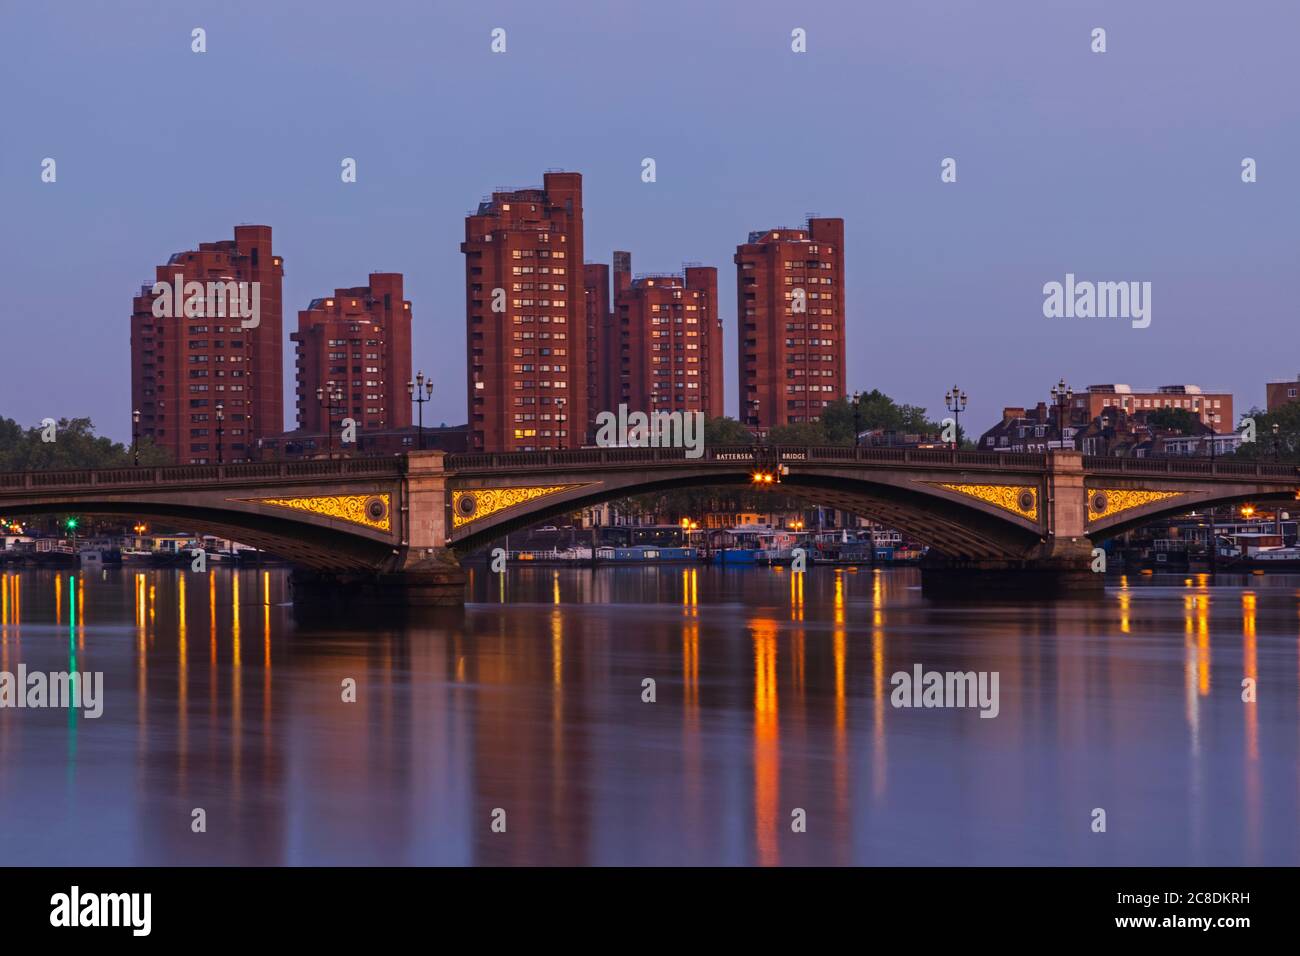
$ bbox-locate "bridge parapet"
[0,456,405,491]
[445,445,1049,474]
[1083,456,1298,479]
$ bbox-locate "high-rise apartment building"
[611,260,723,417]
[734,219,845,430]
[462,171,586,451]
[290,273,412,436]
[130,224,283,464]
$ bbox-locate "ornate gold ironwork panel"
[1086,488,1185,523]
[235,494,391,532]
[929,482,1039,521]
[452,484,587,529]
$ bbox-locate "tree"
[815,392,943,445]
[703,415,752,447]
[0,416,170,471]
[818,398,857,444]
[768,421,827,445]
[898,403,941,434]
[1145,407,1201,434]
[851,390,941,435]
[1232,404,1300,462]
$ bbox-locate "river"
[0,565,1296,865]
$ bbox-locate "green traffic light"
[65,517,79,531]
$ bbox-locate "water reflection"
[0,566,1297,865]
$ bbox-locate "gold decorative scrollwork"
[237,494,391,532]
[452,485,584,529]
[930,482,1039,521]
[1087,488,1185,522]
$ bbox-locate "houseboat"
[755,529,812,564]
[709,527,765,565]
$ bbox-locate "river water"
[0,565,1296,865]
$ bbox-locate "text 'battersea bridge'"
[1,447,1295,604]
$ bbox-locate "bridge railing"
[445,445,1050,471]
[0,456,405,492]
[1083,456,1298,479]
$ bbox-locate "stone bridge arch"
[0,460,406,571]
[1081,457,1299,541]
[443,446,1054,559]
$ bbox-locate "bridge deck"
[0,447,1293,492]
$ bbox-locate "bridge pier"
[291,450,469,608]
[919,554,1102,600]
[290,549,467,609]
[921,451,1104,599]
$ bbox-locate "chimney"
[1002,406,1024,424]
[1035,401,1048,422]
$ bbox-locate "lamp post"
[1273,422,1281,461]
[852,391,863,448]
[132,408,141,466]
[408,370,433,451]
[944,384,967,452]
[1204,413,1221,576]
[215,401,225,465]
[1050,378,1073,450]
[317,382,343,458]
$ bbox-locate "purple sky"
[2,0,1297,444]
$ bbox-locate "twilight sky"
[2,0,1296,444]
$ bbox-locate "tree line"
[0,416,169,471]
[704,390,945,446]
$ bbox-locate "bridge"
[1,447,1295,603]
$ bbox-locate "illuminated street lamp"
[1273,422,1282,461]
[1050,379,1073,450]
[132,408,141,466]
[1242,505,1256,519]
[408,370,434,451]
[945,385,967,451]
[317,382,343,458]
